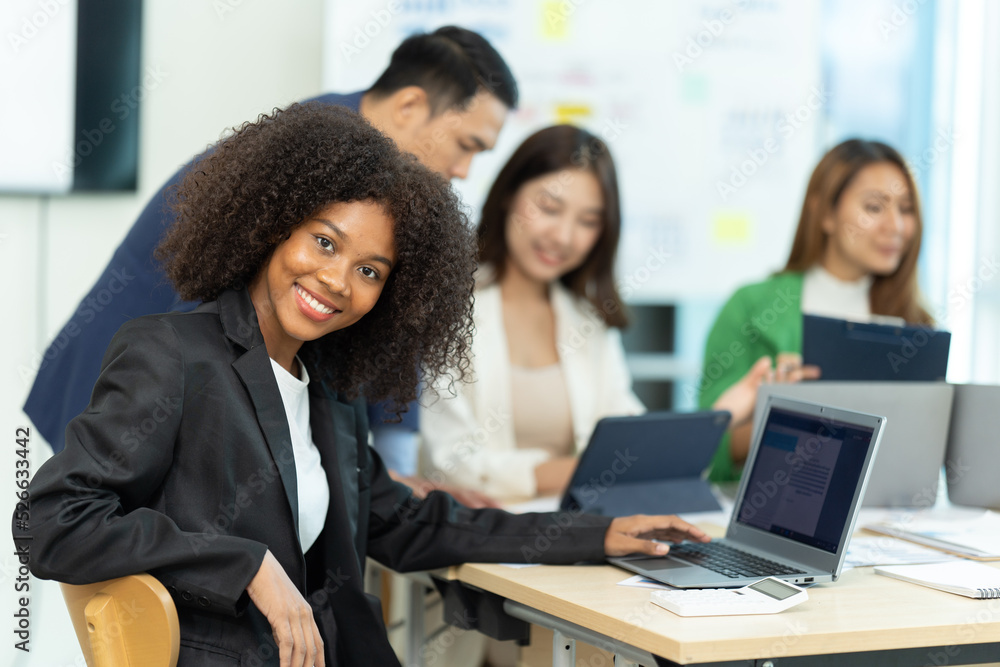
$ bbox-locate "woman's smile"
[294,283,340,321]
[250,199,396,371]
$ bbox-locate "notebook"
[875,561,1000,599]
[945,384,1000,509]
[802,314,950,381]
[560,411,731,516]
[609,396,885,588]
[754,382,953,507]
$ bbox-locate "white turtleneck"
[801,265,874,322]
[269,357,329,554]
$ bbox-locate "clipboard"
[802,314,950,381]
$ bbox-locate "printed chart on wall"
[322,0,822,300]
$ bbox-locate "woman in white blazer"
[420,126,770,500]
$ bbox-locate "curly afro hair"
[155,102,476,414]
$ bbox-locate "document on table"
[844,536,960,568]
[864,510,1000,560]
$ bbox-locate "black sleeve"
[15,317,266,617]
[363,445,612,571]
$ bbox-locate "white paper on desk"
[677,508,732,527]
[864,510,1000,558]
[617,575,674,590]
[503,496,560,514]
[844,536,960,568]
[499,562,541,569]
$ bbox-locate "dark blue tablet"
[802,314,950,381]
[560,411,731,516]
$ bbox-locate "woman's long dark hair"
[477,125,628,327]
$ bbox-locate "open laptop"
[610,396,885,588]
[802,314,950,381]
[945,384,1000,509]
[560,411,731,516]
[754,382,952,507]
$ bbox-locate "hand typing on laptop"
[604,515,710,557]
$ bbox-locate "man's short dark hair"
[368,25,517,114]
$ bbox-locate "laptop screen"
[735,407,876,553]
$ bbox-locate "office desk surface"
[451,560,1000,665]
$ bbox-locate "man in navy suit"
[24,26,514,507]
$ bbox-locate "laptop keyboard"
[668,542,806,578]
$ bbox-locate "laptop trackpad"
[626,557,688,571]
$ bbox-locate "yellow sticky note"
[541,1,570,40]
[713,212,752,244]
[553,104,591,125]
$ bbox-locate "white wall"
[1,1,323,664]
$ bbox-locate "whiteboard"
[0,0,77,194]
[322,0,822,300]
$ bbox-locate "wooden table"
[442,559,1000,666]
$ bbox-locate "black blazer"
[19,289,612,666]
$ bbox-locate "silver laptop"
[754,383,952,507]
[946,384,1000,509]
[609,396,885,588]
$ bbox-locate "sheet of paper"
[844,536,960,568]
[503,495,561,514]
[617,574,674,590]
[865,510,1000,558]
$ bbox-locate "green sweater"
[698,272,804,481]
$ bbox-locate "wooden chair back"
[60,573,179,667]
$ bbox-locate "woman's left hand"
[711,355,773,428]
[773,352,821,384]
[604,515,710,557]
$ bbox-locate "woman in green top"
[699,139,934,481]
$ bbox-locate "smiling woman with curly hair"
[158,102,476,413]
[20,103,710,667]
